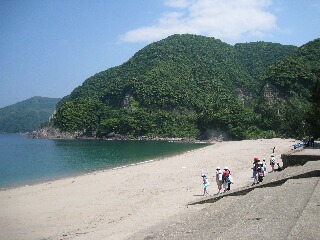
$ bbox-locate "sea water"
[0,134,208,188]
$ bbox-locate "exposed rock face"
[237,88,252,106]
[26,127,203,142]
[262,83,287,116]
[202,128,231,141]
[121,92,131,109]
[26,127,81,139]
[121,92,137,111]
[263,83,285,106]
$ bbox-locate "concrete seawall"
[131,143,320,240]
[282,142,320,168]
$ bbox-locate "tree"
[306,72,320,138]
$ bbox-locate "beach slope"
[0,138,295,240]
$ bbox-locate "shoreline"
[0,141,210,191]
[24,127,208,142]
[0,143,205,192]
[0,138,297,240]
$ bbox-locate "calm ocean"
[0,134,208,188]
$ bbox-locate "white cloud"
[164,0,190,8]
[120,0,277,43]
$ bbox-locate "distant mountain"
[0,96,60,133]
[49,34,319,139]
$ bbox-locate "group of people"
[251,157,267,185]
[251,151,283,186]
[200,147,285,196]
[293,136,315,149]
[201,166,233,196]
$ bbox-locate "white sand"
[0,138,296,240]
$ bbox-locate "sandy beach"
[0,138,296,240]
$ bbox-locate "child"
[270,154,275,172]
[201,172,209,196]
[252,157,259,185]
[215,166,223,194]
[222,167,230,192]
[276,163,283,171]
[257,161,264,183]
[262,158,267,175]
[227,168,232,191]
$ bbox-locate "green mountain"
[257,38,320,138]
[52,34,319,139]
[0,96,60,133]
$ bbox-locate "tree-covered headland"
[0,96,60,133]
[51,34,320,140]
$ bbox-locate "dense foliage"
[0,96,60,133]
[52,34,319,139]
[306,76,320,138]
[257,38,320,138]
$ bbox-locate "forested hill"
[257,38,320,138]
[0,96,60,133]
[52,34,319,140]
[59,35,297,110]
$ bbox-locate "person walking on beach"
[252,157,259,177]
[256,161,265,183]
[201,172,209,196]
[222,167,230,193]
[270,154,276,172]
[252,157,259,185]
[215,166,223,194]
[262,158,267,175]
[227,168,233,191]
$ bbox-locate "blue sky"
[0,0,319,108]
